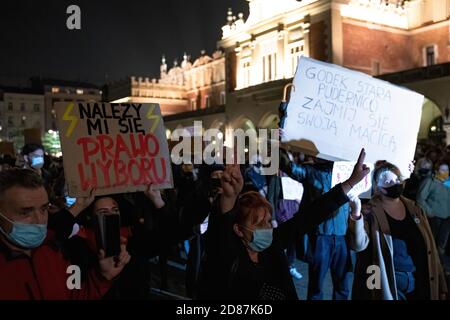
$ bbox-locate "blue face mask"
[241,226,273,252]
[65,196,77,207]
[30,156,44,169]
[0,212,47,249]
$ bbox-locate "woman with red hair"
[199,149,370,300]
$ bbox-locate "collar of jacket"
[369,196,421,231]
[0,231,58,261]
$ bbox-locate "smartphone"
[94,214,121,258]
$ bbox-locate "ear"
[233,223,243,238]
[23,155,29,163]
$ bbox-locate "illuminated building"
[0,87,45,143]
[219,0,450,142]
[108,0,450,143]
[108,50,226,129]
[29,77,102,132]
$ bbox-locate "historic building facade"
[219,0,450,142]
[107,0,450,143]
[107,50,226,133]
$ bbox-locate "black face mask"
[382,184,405,199]
[418,169,431,177]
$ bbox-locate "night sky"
[0,0,248,87]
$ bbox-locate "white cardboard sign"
[331,161,375,199]
[281,56,423,177]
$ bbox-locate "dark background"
[0,0,248,86]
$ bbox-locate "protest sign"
[281,56,423,177]
[56,102,173,197]
[281,176,304,201]
[331,161,374,199]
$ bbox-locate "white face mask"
[377,170,401,188]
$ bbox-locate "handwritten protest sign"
[281,176,304,201]
[281,57,423,177]
[331,161,374,199]
[56,102,173,197]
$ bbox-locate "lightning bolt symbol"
[62,102,78,138]
[146,104,160,133]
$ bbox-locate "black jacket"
[198,183,349,300]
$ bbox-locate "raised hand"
[220,164,243,213]
[347,148,371,187]
[221,164,243,199]
[68,188,96,217]
[144,183,165,209]
[349,195,362,220]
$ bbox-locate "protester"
[0,168,131,299]
[198,148,369,300]
[349,161,447,300]
[403,157,433,200]
[21,144,49,178]
[185,164,224,298]
[435,162,450,188]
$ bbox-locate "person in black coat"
[199,149,370,300]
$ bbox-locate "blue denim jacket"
[289,163,349,236]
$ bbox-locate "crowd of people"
[0,138,449,300]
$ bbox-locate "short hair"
[235,191,272,225]
[0,168,45,198]
[22,143,44,156]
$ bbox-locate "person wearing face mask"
[22,143,48,176]
[416,161,450,259]
[435,163,450,188]
[0,168,131,300]
[198,149,370,300]
[21,143,56,201]
[348,161,447,300]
